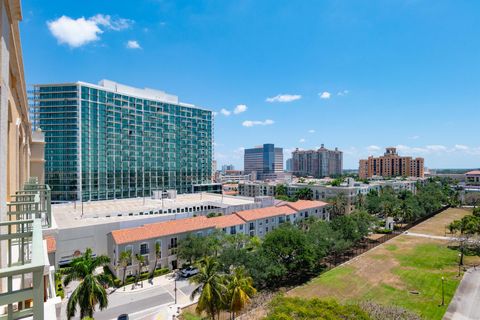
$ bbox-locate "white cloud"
[308,129,315,133]
[233,104,247,114]
[220,108,231,116]
[454,144,468,151]
[409,135,420,140]
[126,40,141,49]
[426,145,447,152]
[337,90,349,96]
[47,14,133,48]
[299,138,306,143]
[212,111,218,117]
[319,91,331,99]
[242,119,274,127]
[266,94,302,103]
[367,145,381,152]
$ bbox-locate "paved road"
[444,268,480,320]
[61,278,196,320]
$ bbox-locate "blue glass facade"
[32,82,213,202]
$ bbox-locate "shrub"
[153,267,170,277]
[375,228,393,234]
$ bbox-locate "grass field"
[288,208,479,320]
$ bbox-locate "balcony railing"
[7,177,52,228]
[0,219,45,320]
[0,178,53,320]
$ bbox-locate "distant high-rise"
[221,164,235,172]
[32,80,213,202]
[286,158,293,172]
[359,147,424,179]
[292,145,343,178]
[244,144,283,180]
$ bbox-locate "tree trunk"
[123,266,127,290]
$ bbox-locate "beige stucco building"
[359,147,424,179]
[0,0,56,319]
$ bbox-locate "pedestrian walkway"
[403,231,457,241]
[113,272,176,294]
[443,268,480,320]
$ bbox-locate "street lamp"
[458,253,462,277]
[441,277,445,306]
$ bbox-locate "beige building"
[107,200,329,279]
[465,170,480,186]
[359,147,424,179]
[1,0,56,318]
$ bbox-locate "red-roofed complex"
[107,200,329,278]
[466,170,480,186]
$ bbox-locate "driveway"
[444,268,480,320]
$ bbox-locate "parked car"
[117,314,129,320]
[180,266,199,278]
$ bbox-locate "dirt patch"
[409,208,472,237]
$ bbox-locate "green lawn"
[289,237,465,320]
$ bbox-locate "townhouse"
[107,200,329,279]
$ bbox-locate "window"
[140,243,149,255]
[249,222,255,230]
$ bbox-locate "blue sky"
[22,0,480,169]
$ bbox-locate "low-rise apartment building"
[107,200,329,279]
[466,170,480,186]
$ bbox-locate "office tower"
[32,80,213,202]
[221,164,235,172]
[292,144,343,178]
[359,147,424,179]
[244,144,283,180]
[286,158,293,172]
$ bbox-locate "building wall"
[292,146,343,178]
[33,82,213,202]
[244,144,283,179]
[466,174,480,186]
[359,148,424,179]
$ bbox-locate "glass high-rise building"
[31,80,213,202]
[244,144,283,180]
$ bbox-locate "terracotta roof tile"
[283,200,329,211]
[235,206,296,221]
[111,216,213,245]
[466,170,480,175]
[208,214,246,228]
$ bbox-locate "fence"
[327,205,451,268]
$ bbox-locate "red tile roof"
[111,216,214,245]
[283,200,329,211]
[208,214,245,228]
[466,170,480,175]
[44,236,56,253]
[235,205,296,221]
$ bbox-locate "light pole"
[441,277,445,306]
[458,253,462,277]
[174,271,178,305]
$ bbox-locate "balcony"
[0,178,58,320]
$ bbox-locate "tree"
[135,253,145,288]
[275,184,288,197]
[261,224,316,280]
[64,248,112,319]
[118,250,132,290]
[177,234,209,264]
[449,215,480,265]
[295,187,313,200]
[190,257,226,319]
[225,266,256,319]
[151,242,161,278]
[328,192,348,216]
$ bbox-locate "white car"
[180,266,199,278]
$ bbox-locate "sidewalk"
[112,272,177,294]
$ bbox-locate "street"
[60,274,197,320]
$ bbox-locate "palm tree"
[135,253,146,288]
[226,266,256,319]
[399,201,414,223]
[328,193,347,216]
[118,250,132,290]
[190,257,226,319]
[151,242,161,278]
[64,248,112,319]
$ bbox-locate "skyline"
[22,0,480,169]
